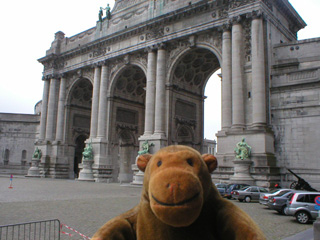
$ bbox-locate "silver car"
[286,191,320,224]
[232,186,269,203]
[259,188,291,206]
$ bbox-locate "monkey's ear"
[137,154,153,172]
[202,154,218,173]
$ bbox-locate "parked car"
[215,183,228,196]
[232,186,269,203]
[267,190,298,214]
[225,183,250,199]
[259,188,292,206]
[286,191,320,224]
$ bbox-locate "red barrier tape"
[60,223,91,239]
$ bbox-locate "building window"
[4,149,10,165]
[21,150,27,166]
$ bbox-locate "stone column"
[154,44,166,136]
[144,48,157,136]
[46,77,59,140]
[97,64,109,138]
[39,78,50,140]
[90,65,102,138]
[231,18,245,129]
[251,13,266,127]
[221,25,232,130]
[55,76,67,142]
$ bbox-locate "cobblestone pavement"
[0,177,312,240]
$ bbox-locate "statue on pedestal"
[98,3,111,23]
[138,141,154,155]
[32,147,42,160]
[234,138,251,160]
[78,142,95,181]
[83,143,93,160]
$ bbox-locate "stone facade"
[1,0,319,188]
[271,38,320,189]
[0,112,40,175]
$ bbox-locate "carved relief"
[146,28,164,40]
[69,79,93,108]
[111,6,148,26]
[171,48,220,95]
[243,18,252,62]
[114,65,146,103]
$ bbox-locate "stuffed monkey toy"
[92,145,266,240]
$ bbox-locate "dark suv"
[225,183,250,199]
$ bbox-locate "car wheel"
[244,196,251,203]
[295,211,310,224]
[280,206,287,215]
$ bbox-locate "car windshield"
[259,188,268,193]
[275,190,291,197]
[270,189,281,194]
[240,186,250,191]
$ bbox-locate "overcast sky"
[0,0,319,140]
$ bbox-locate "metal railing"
[0,219,60,240]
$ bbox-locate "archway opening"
[74,134,87,177]
[66,78,92,178]
[111,64,146,182]
[204,69,222,141]
[170,47,220,153]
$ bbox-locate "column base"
[92,164,113,183]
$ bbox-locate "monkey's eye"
[157,160,162,167]
[187,158,193,166]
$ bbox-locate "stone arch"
[109,63,146,183]
[65,77,93,178]
[109,64,147,101]
[168,46,221,152]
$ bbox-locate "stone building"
[0,107,40,175]
[1,0,319,188]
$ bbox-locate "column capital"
[43,74,59,80]
[59,73,68,79]
[156,42,167,50]
[230,15,243,25]
[100,60,110,66]
[222,22,232,32]
[92,62,102,68]
[145,45,157,53]
[247,10,264,20]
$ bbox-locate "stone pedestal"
[230,159,255,185]
[78,159,95,182]
[26,158,41,177]
[131,163,144,185]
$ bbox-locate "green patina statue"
[99,4,111,22]
[83,143,93,160]
[105,4,111,20]
[32,147,42,160]
[234,138,251,160]
[99,7,104,22]
[138,141,154,155]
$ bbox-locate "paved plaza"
[0,176,313,240]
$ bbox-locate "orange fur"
[92,145,266,240]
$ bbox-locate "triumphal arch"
[33,0,308,186]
